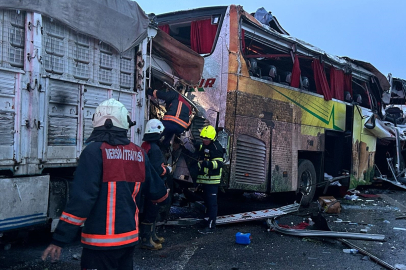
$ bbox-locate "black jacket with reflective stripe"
[51,141,168,250]
[196,140,224,184]
[155,90,190,125]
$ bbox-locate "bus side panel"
[227,91,272,192]
[351,106,376,188]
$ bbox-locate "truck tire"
[297,159,317,207]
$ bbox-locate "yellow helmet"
[200,125,216,140]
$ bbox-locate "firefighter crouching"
[146,87,192,150]
[42,99,169,270]
[193,125,225,234]
[140,119,172,250]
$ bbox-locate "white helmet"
[92,98,129,129]
[145,119,165,134]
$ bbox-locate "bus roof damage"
[153,4,406,197]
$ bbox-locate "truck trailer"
[0,0,203,234]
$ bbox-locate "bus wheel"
[297,159,316,207]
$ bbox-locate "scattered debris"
[343,248,358,254]
[278,222,310,230]
[395,264,406,270]
[334,218,351,223]
[344,194,359,201]
[393,227,406,231]
[318,214,396,270]
[339,238,397,270]
[359,194,380,198]
[318,196,341,214]
[376,175,406,190]
[267,219,385,241]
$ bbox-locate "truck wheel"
[297,159,316,206]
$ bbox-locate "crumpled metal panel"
[152,29,204,86]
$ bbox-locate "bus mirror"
[364,115,376,129]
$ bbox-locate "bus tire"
[297,159,316,207]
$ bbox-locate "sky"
[136,0,406,80]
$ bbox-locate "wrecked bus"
[150,5,394,205]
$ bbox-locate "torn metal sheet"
[152,29,204,85]
[343,58,390,91]
[364,115,401,140]
[376,176,406,190]
[268,219,385,241]
[216,203,300,225]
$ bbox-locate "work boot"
[198,220,215,234]
[152,221,165,244]
[140,223,162,250]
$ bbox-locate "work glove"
[166,165,172,174]
[146,87,154,97]
[200,160,210,168]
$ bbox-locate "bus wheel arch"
[297,159,317,206]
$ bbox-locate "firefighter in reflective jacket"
[140,119,171,250]
[195,125,224,234]
[42,99,168,270]
[146,87,191,149]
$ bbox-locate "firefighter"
[41,98,168,270]
[195,125,225,234]
[146,87,191,150]
[140,119,172,250]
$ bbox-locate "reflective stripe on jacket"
[51,141,168,250]
[154,89,191,128]
[196,140,225,185]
